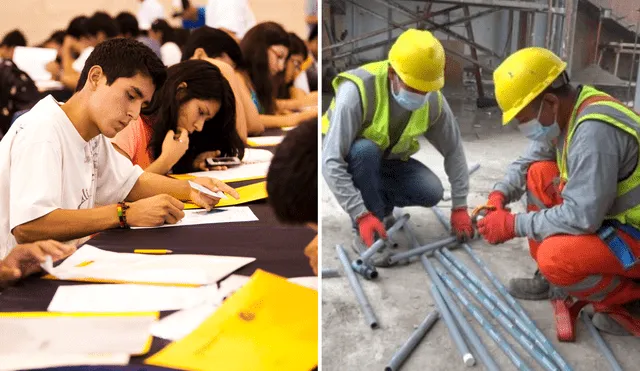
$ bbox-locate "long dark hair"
[142,59,244,173]
[240,22,290,115]
[277,32,308,99]
[151,19,175,45]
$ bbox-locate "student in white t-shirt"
[149,19,182,67]
[138,0,166,31]
[0,38,239,259]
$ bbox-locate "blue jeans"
[347,138,444,221]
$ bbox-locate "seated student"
[180,27,257,137]
[304,25,318,93]
[0,240,76,289]
[112,59,243,174]
[38,30,66,52]
[276,32,317,109]
[58,12,120,91]
[240,22,318,128]
[266,119,318,275]
[0,38,239,259]
[0,30,27,60]
[149,19,182,67]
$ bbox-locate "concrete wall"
[0,0,309,46]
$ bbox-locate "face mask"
[518,102,561,142]
[391,75,428,111]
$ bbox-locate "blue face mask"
[518,103,561,142]
[391,75,428,111]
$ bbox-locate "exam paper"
[48,284,219,313]
[0,313,156,356]
[131,206,258,229]
[190,161,270,182]
[247,135,284,147]
[288,276,318,291]
[12,46,57,82]
[241,148,274,164]
[41,245,255,286]
[0,353,130,371]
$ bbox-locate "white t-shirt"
[205,0,256,39]
[0,95,144,258]
[72,46,94,73]
[293,71,310,93]
[161,42,182,67]
[138,0,165,30]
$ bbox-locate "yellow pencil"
[134,249,173,254]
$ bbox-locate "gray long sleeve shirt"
[494,121,638,241]
[322,80,469,221]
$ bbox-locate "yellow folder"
[145,269,318,371]
[184,181,268,210]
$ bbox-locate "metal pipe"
[435,251,559,371]
[436,267,533,371]
[561,0,578,74]
[442,164,481,201]
[580,311,624,371]
[387,236,458,265]
[594,10,603,64]
[419,0,565,13]
[545,0,554,49]
[384,309,440,371]
[322,268,340,278]
[360,214,409,262]
[463,5,486,98]
[429,284,476,368]
[441,248,571,371]
[430,206,572,371]
[335,244,379,329]
[627,10,640,105]
[351,259,379,280]
[407,219,491,369]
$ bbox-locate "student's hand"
[0,240,76,287]
[189,177,240,211]
[303,92,318,107]
[45,61,61,80]
[127,194,186,226]
[304,235,318,275]
[160,129,190,168]
[193,150,227,171]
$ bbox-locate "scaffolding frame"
[323,0,573,99]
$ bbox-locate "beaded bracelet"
[117,202,130,229]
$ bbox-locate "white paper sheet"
[48,284,219,313]
[188,180,227,199]
[151,274,249,341]
[288,276,318,291]
[35,80,64,91]
[241,148,274,164]
[131,206,258,229]
[0,313,156,356]
[247,135,284,147]
[41,245,256,286]
[0,353,130,371]
[12,46,58,82]
[190,162,270,181]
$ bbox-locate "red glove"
[487,191,507,211]
[477,208,516,244]
[356,212,387,247]
[450,207,473,242]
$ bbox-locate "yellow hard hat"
[388,29,445,92]
[493,47,567,125]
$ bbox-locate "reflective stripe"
[561,275,602,292]
[585,276,621,302]
[526,189,548,210]
[577,104,640,137]
[347,67,377,124]
[610,186,640,216]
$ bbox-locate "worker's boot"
[507,269,551,300]
[592,301,640,336]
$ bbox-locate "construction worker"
[478,46,640,336]
[322,29,474,266]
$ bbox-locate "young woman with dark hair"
[276,32,317,109]
[238,22,317,128]
[112,59,244,175]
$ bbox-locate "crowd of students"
[0,4,319,287]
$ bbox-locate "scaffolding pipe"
[384,309,440,371]
[580,311,624,371]
[322,268,340,278]
[360,214,409,262]
[336,244,379,329]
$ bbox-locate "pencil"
[134,249,173,254]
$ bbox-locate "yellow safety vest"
[559,85,640,228]
[321,60,442,161]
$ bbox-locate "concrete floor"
[320,100,640,370]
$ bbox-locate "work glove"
[450,207,474,242]
[487,191,507,212]
[477,208,517,244]
[356,212,387,247]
